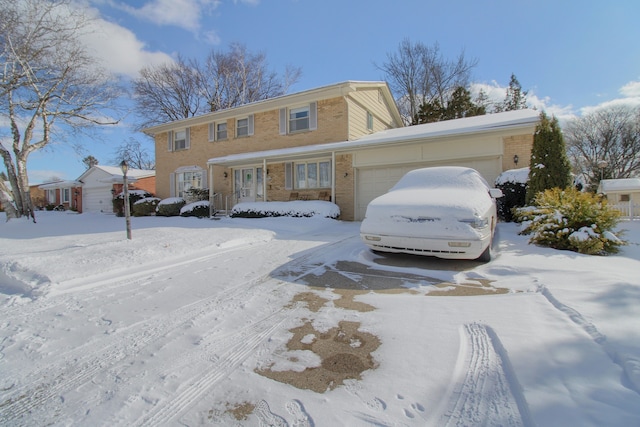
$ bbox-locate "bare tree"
[133,54,203,130]
[133,43,302,128]
[376,39,478,124]
[565,105,640,191]
[111,137,155,170]
[0,0,121,221]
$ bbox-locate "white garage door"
[355,158,501,220]
[83,187,114,213]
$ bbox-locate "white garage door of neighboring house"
[355,158,501,220]
[83,186,114,213]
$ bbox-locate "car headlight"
[460,216,489,229]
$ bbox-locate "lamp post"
[120,160,132,240]
[597,160,608,182]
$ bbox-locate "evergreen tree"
[497,73,528,112]
[82,156,99,169]
[526,112,572,203]
[415,86,485,124]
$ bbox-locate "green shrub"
[514,188,625,255]
[496,180,527,222]
[133,197,160,216]
[156,197,186,217]
[180,201,210,218]
[184,188,209,204]
[113,190,153,216]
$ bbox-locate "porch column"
[262,159,267,202]
[208,163,214,217]
[331,151,336,202]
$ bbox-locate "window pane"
[217,122,227,140]
[296,164,306,188]
[237,118,248,137]
[308,163,317,188]
[289,106,309,132]
[175,130,186,150]
[319,161,331,187]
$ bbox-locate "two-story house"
[143,81,539,220]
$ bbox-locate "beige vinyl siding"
[348,88,399,140]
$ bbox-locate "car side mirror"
[489,188,503,198]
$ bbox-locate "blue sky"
[16,0,640,183]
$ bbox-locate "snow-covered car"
[360,166,503,262]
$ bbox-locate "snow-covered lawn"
[1,210,639,426]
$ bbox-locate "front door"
[236,168,255,203]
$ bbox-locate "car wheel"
[476,245,491,262]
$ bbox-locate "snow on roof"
[598,178,640,193]
[38,180,83,189]
[208,109,540,166]
[93,165,155,179]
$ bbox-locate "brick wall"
[503,134,534,170]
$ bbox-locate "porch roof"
[207,109,540,167]
[598,178,640,193]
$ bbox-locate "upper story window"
[289,106,310,132]
[280,102,317,135]
[168,128,190,151]
[217,122,228,140]
[236,115,254,138]
[367,111,374,131]
[208,122,228,141]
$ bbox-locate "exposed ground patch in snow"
[1,211,639,426]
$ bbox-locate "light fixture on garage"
[513,155,519,165]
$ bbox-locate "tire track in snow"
[438,323,534,427]
[0,267,275,425]
[0,235,350,425]
[135,304,299,427]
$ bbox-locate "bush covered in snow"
[231,201,340,219]
[113,190,153,216]
[495,168,529,222]
[132,197,160,217]
[183,188,209,204]
[180,200,210,218]
[156,197,186,217]
[514,188,625,255]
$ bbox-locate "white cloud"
[72,3,174,78]
[620,80,640,98]
[111,0,221,32]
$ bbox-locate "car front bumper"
[360,233,490,260]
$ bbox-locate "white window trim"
[236,115,254,138]
[279,102,317,135]
[168,128,190,151]
[290,158,331,189]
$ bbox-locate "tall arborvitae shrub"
[526,112,572,204]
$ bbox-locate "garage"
[82,184,114,213]
[355,157,502,220]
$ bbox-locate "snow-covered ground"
[1,210,639,426]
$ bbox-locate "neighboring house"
[38,165,156,214]
[77,165,155,213]
[143,80,539,221]
[597,178,640,218]
[38,180,83,211]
